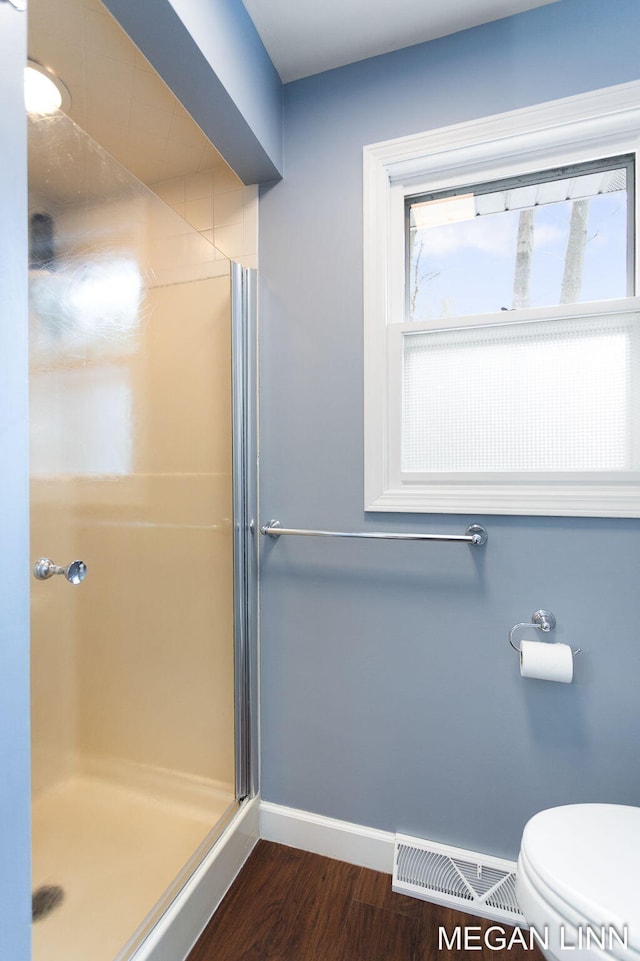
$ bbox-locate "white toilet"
[517,804,640,961]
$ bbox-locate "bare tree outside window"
[560,199,590,304]
[512,208,535,309]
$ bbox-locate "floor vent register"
[393,833,524,924]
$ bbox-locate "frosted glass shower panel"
[402,311,640,473]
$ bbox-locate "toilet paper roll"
[519,640,573,683]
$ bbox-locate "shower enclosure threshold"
[32,775,257,961]
[123,793,259,961]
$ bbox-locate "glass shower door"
[29,107,240,961]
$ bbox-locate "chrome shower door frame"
[232,262,259,802]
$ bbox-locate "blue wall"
[259,0,640,860]
[0,5,33,959]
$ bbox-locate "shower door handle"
[33,558,87,584]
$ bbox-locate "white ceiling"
[242,0,559,83]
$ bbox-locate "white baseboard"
[259,801,395,874]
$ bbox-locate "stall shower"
[27,1,257,959]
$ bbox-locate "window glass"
[406,157,633,322]
[402,311,640,473]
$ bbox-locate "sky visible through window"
[408,189,628,321]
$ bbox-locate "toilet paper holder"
[509,610,581,656]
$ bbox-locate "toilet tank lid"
[521,804,640,944]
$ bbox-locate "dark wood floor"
[187,841,544,961]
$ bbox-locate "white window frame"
[363,80,640,517]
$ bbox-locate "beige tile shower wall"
[152,168,258,269]
[50,190,230,290]
[29,0,226,187]
[30,145,238,800]
[75,275,235,788]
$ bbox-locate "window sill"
[366,482,640,517]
